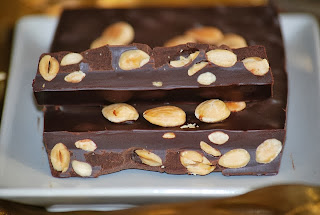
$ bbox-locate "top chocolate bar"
[33,43,272,105]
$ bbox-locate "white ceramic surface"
[0,14,319,207]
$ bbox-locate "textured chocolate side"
[33,44,272,105]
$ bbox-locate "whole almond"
[242,57,270,76]
[218,148,250,168]
[101,21,134,45]
[135,149,163,166]
[50,143,70,173]
[186,26,223,44]
[164,35,196,47]
[64,71,86,83]
[39,55,59,81]
[72,160,92,177]
[119,49,150,70]
[225,101,246,112]
[197,72,216,85]
[256,139,282,164]
[102,103,139,123]
[75,139,97,152]
[206,49,237,67]
[217,33,247,49]
[195,99,231,123]
[208,131,229,145]
[60,53,83,66]
[143,106,186,127]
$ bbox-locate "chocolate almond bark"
[33,43,272,105]
[40,4,287,177]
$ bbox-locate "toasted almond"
[195,99,231,123]
[186,26,223,44]
[200,141,221,156]
[119,49,150,70]
[164,35,196,47]
[64,71,86,83]
[39,55,59,81]
[180,150,215,175]
[75,139,97,152]
[50,143,70,173]
[152,81,163,87]
[90,37,108,49]
[135,149,163,166]
[206,49,237,67]
[256,139,282,164]
[225,101,246,112]
[162,132,176,139]
[208,131,229,145]
[143,106,186,127]
[218,149,250,168]
[197,72,216,85]
[72,160,92,177]
[60,53,83,66]
[217,33,247,49]
[102,103,139,123]
[101,21,134,45]
[242,57,270,76]
[188,61,208,76]
[169,51,200,67]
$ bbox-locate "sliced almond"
[39,55,59,81]
[72,160,92,177]
[206,49,237,67]
[208,131,229,145]
[152,81,163,87]
[169,51,199,68]
[75,139,97,152]
[64,71,86,83]
[195,99,231,123]
[197,72,216,85]
[135,149,163,167]
[242,57,270,76]
[186,26,223,44]
[188,61,208,76]
[60,53,83,66]
[162,132,176,139]
[164,35,196,47]
[218,149,250,168]
[225,101,246,112]
[180,150,215,175]
[256,139,282,164]
[102,103,139,123]
[200,141,221,156]
[217,33,247,49]
[101,21,134,45]
[143,106,186,127]
[50,143,70,173]
[119,49,150,70]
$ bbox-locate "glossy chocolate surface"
[43,4,287,177]
[33,44,272,104]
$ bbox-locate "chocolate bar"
[33,43,272,105]
[41,4,287,177]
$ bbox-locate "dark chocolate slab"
[33,44,272,105]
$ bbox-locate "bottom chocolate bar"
[43,104,286,178]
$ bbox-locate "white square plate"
[0,14,320,207]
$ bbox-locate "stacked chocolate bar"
[32,4,287,178]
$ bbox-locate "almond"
[256,139,282,164]
[102,103,139,123]
[75,139,97,152]
[64,71,86,83]
[180,150,215,175]
[186,26,223,44]
[164,35,196,47]
[60,53,83,66]
[217,33,247,49]
[197,72,216,85]
[162,132,176,139]
[242,57,270,76]
[119,49,150,70]
[72,160,92,177]
[208,131,229,145]
[135,149,163,167]
[169,51,199,68]
[188,61,208,76]
[39,55,59,81]
[218,149,250,168]
[50,143,70,173]
[200,141,221,156]
[225,101,246,112]
[195,99,231,123]
[143,106,186,127]
[206,49,237,67]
